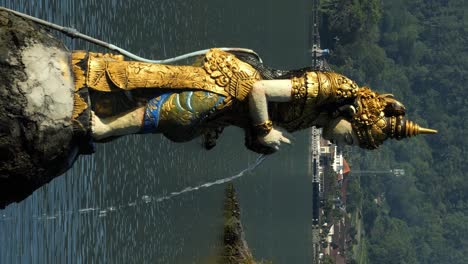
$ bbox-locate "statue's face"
[322,117,359,146]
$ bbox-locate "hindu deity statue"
[70,48,437,154]
[0,8,438,207]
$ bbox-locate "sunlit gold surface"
[71,51,89,122]
[322,72,359,100]
[70,49,436,150]
[278,71,436,149]
[350,87,388,148]
[351,91,438,149]
[278,71,359,131]
[72,93,87,120]
[291,76,306,100]
[72,51,86,91]
[75,49,259,102]
[204,49,260,101]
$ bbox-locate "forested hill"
[320,0,467,263]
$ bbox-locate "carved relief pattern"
[291,76,306,100]
[323,72,359,99]
[84,49,259,102]
[351,87,387,149]
[203,49,260,101]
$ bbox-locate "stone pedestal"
[0,10,89,208]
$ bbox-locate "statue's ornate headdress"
[351,87,437,149]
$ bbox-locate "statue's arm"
[249,80,291,124]
[248,80,292,150]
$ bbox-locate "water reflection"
[2,155,266,222]
[0,0,313,263]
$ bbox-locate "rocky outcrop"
[0,10,85,208]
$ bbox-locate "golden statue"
[71,48,437,154]
[0,7,437,207]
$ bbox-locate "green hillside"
[320,0,468,263]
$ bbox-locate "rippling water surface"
[0,0,313,263]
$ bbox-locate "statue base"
[0,10,92,209]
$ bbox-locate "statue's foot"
[91,111,111,140]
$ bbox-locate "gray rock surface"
[0,10,82,209]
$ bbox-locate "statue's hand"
[258,126,292,151]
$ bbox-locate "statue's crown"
[351,88,437,149]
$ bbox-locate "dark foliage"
[321,0,468,263]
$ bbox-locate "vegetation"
[321,0,468,263]
[323,167,343,224]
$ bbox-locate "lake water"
[0,0,314,263]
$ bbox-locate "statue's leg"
[155,91,227,142]
[91,107,145,140]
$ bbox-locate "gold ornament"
[73,49,259,102]
[279,71,358,131]
[388,116,438,139]
[351,89,437,149]
[203,49,260,101]
[291,76,306,100]
[252,120,273,136]
[72,93,88,120]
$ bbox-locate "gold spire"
[401,120,438,138]
[418,127,438,134]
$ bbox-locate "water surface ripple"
[0,1,313,263]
